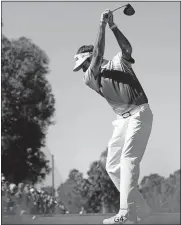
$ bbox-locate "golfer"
[73,9,153,224]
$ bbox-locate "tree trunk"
[102,200,107,214]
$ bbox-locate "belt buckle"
[122,111,131,118]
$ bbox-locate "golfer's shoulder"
[112,52,134,64]
[83,67,97,85]
[83,67,93,85]
[109,52,135,70]
[83,67,100,92]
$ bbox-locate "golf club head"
[123,4,135,16]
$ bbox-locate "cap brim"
[73,55,91,72]
[73,61,84,72]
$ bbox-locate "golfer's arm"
[90,22,106,76]
[111,25,132,60]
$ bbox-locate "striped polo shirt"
[83,52,148,115]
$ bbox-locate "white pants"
[106,104,153,214]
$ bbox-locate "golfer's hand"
[100,9,111,24]
[108,11,114,27]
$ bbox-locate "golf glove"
[100,9,111,24]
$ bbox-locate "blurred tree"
[1,34,55,184]
[139,170,180,213]
[75,148,120,213]
[159,170,180,212]
[41,186,55,196]
[139,173,165,211]
[68,169,84,185]
[57,169,84,213]
[140,173,165,188]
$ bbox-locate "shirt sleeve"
[109,52,135,74]
[83,67,100,93]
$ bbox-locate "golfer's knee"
[106,161,117,175]
[121,155,140,166]
[105,158,112,172]
[105,161,110,173]
[106,145,121,174]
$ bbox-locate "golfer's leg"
[106,118,128,190]
[119,107,153,214]
[106,115,151,213]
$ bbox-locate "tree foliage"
[79,159,119,213]
[1,34,55,184]
[41,186,55,196]
[139,170,180,212]
[58,146,180,214]
[64,149,120,213]
[57,169,84,213]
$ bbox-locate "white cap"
[73,52,92,72]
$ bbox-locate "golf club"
[112,3,135,16]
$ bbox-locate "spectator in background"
[1,174,67,216]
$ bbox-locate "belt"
[121,104,148,119]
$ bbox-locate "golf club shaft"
[112,4,128,13]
